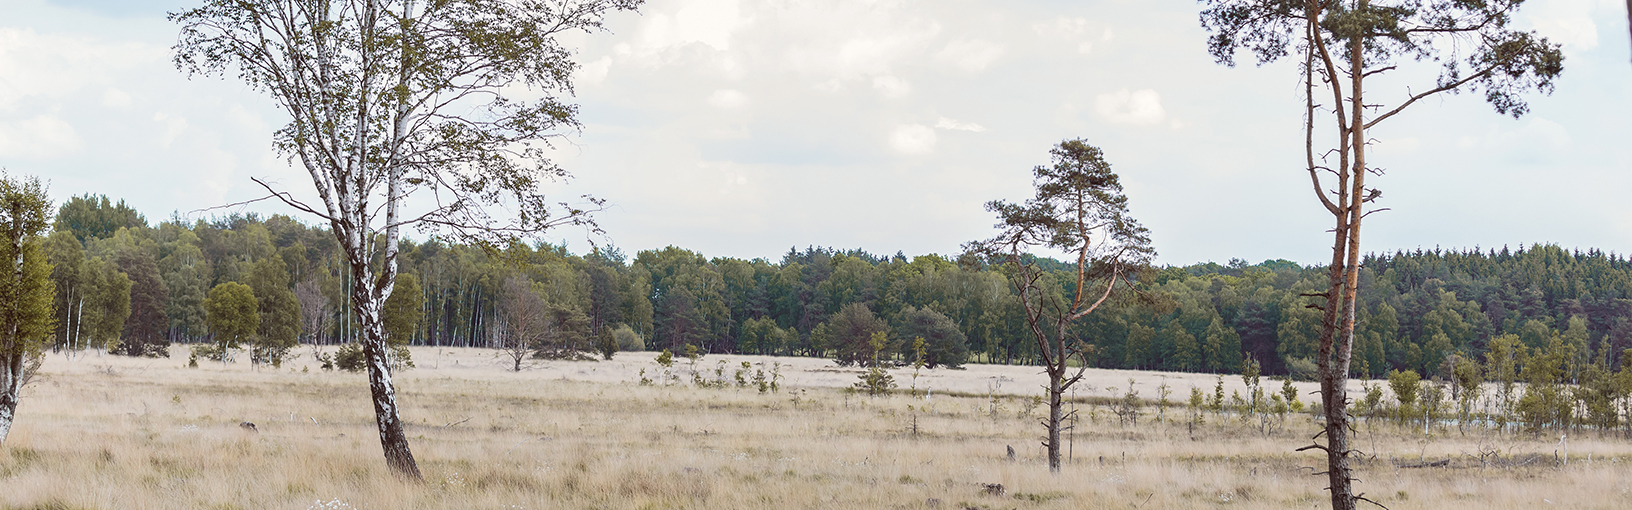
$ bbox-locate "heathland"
[3,346,1629,509]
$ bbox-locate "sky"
[2,0,1628,266]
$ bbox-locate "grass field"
[2,346,1630,509]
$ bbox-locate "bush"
[334,343,414,372]
[191,343,227,362]
[853,365,895,396]
[595,328,617,360]
[335,343,365,372]
[1285,357,1318,381]
[252,344,292,368]
[612,324,643,351]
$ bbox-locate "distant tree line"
[42,194,1632,380]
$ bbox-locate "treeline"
[42,194,1632,381]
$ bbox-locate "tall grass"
[0,347,1628,509]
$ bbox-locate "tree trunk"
[354,283,422,480]
[1046,373,1064,472]
[0,348,20,443]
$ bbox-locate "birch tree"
[172,0,641,479]
[0,172,54,444]
[1199,1,1563,508]
[966,139,1154,473]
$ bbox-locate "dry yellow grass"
[2,347,1629,509]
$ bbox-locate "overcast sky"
[3,0,1629,266]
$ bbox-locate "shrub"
[335,343,365,372]
[612,324,643,351]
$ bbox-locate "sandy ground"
[37,344,1374,407]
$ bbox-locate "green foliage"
[894,306,967,368]
[594,328,617,360]
[381,273,424,347]
[114,249,168,357]
[51,194,145,244]
[853,332,896,396]
[245,256,298,367]
[1,172,57,441]
[611,324,644,352]
[335,343,365,372]
[828,303,890,367]
[1388,369,1421,425]
[204,282,258,361]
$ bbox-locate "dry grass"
[2,347,1629,509]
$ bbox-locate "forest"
[46,193,1632,385]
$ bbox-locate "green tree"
[1200,1,1563,505]
[173,0,642,480]
[967,138,1154,473]
[43,231,84,352]
[52,194,145,243]
[246,256,300,366]
[1386,369,1420,426]
[827,302,889,366]
[205,282,259,361]
[381,272,424,347]
[115,249,169,357]
[82,258,131,352]
[1203,315,1243,373]
[893,305,968,368]
[0,173,55,444]
[1170,320,1202,372]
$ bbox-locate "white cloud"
[871,76,911,98]
[1094,88,1166,126]
[934,117,986,132]
[634,0,747,53]
[934,39,1005,73]
[1524,0,1600,50]
[576,56,612,86]
[889,124,937,155]
[153,112,189,149]
[1493,117,1571,162]
[1033,17,1087,38]
[706,88,750,109]
[0,27,163,110]
[102,87,131,108]
[0,114,83,159]
[1101,28,1116,41]
[772,2,941,80]
[1077,41,1094,54]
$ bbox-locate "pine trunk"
[1046,374,1064,472]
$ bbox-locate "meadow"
[2,347,1630,509]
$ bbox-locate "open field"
[3,346,1631,509]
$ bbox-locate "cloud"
[934,39,1004,73]
[707,89,750,109]
[153,112,189,149]
[889,124,937,155]
[1033,17,1088,38]
[871,76,911,98]
[102,87,132,108]
[0,114,83,159]
[576,56,612,86]
[1094,88,1165,126]
[0,27,163,110]
[1524,0,1599,51]
[633,0,748,53]
[934,117,986,132]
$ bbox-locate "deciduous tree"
[205,282,260,359]
[173,0,641,479]
[0,173,54,444]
